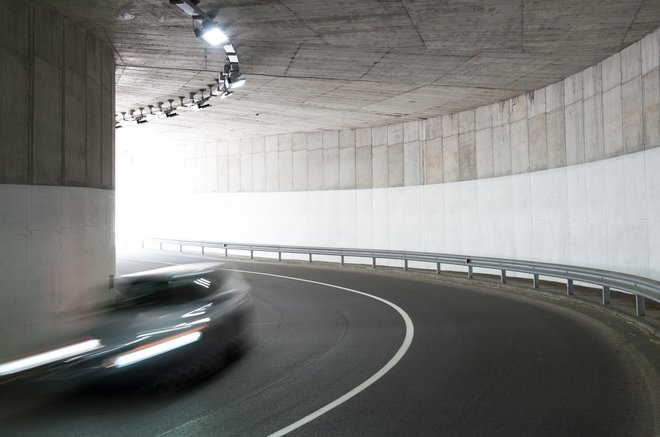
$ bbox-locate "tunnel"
[1,0,660,435]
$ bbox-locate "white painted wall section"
[117,147,660,281]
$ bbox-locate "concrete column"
[0,0,115,358]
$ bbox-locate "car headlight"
[0,339,102,376]
[104,326,205,369]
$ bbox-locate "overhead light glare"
[196,22,228,46]
[230,76,246,89]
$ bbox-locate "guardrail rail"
[139,238,660,317]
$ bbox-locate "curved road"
[1,249,657,436]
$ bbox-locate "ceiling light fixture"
[135,107,148,124]
[228,74,246,89]
[116,0,246,127]
[191,88,212,110]
[194,21,228,46]
[176,96,187,111]
[164,99,178,117]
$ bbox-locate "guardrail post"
[467,266,473,279]
[533,274,539,288]
[372,257,376,268]
[278,251,282,262]
[309,253,312,263]
[602,286,610,305]
[340,255,344,266]
[250,250,254,260]
[224,248,228,257]
[566,279,574,296]
[636,295,646,316]
[500,269,506,284]
[436,262,441,274]
[404,259,408,271]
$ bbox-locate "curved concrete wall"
[121,146,660,281]
[0,1,115,355]
[150,29,659,193]
[117,29,659,282]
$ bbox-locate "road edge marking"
[227,269,414,437]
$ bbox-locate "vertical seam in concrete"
[370,127,374,189]
[353,130,357,191]
[544,105,548,169]
[598,72,605,161]
[420,120,425,184]
[111,57,116,190]
[27,2,34,184]
[641,57,647,151]
[304,139,309,192]
[520,0,525,53]
[84,33,88,187]
[509,114,514,172]
[290,140,293,192]
[580,83,585,164]
[60,19,66,186]
[100,45,107,189]
[98,75,102,189]
[618,48,625,156]
[490,108,495,177]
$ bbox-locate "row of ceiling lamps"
[116,0,245,128]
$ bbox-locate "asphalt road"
[1,248,657,436]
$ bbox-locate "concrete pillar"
[0,1,115,358]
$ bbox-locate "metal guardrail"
[141,238,660,317]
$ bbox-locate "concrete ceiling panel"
[37,0,660,139]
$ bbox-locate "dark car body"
[0,262,252,391]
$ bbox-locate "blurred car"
[0,262,253,392]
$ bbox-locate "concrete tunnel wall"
[0,1,116,354]
[118,28,660,280]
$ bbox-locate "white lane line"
[119,253,415,436]
[230,269,415,437]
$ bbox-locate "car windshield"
[117,274,220,306]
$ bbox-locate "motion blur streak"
[108,331,202,368]
[0,339,101,376]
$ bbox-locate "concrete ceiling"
[41,0,660,140]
